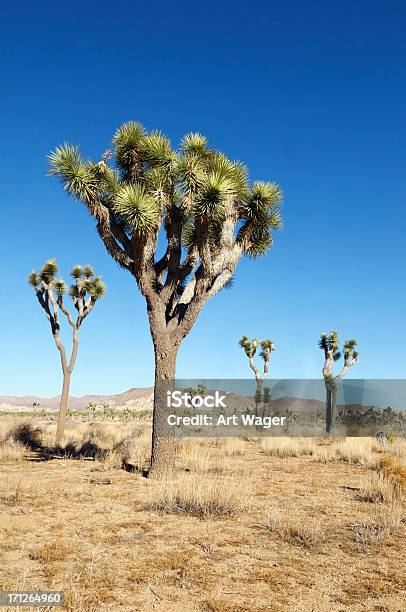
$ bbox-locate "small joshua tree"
[319,331,359,434]
[239,337,275,417]
[28,259,106,446]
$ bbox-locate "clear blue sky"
[1,1,405,397]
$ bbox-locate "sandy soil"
[0,425,405,611]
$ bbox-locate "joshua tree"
[49,123,282,471]
[28,259,106,446]
[239,337,275,417]
[87,402,97,420]
[239,337,275,385]
[319,331,359,434]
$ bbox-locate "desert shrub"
[376,454,406,493]
[146,475,250,517]
[7,422,42,450]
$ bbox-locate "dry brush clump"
[313,437,379,466]
[259,437,315,458]
[2,418,153,466]
[6,421,43,450]
[218,437,247,457]
[177,441,220,473]
[0,479,24,506]
[352,503,404,551]
[0,438,27,462]
[357,472,400,503]
[146,474,250,517]
[374,454,406,496]
[29,541,74,563]
[265,507,324,548]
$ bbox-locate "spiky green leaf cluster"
[193,173,234,220]
[39,259,58,284]
[70,265,83,279]
[69,266,106,302]
[28,271,39,287]
[28,260,58,290]
[112,184,160,232]
[319,331,341,360]
[237,182,282,258]
[49,121,282,259]
[239,336,260,356]
[82,265,94,279]
[259,339,275,359]
[112,121,146,176]
[180,133,209,156]
[320,332,359,369]
[343,339,359,362]
[53,278,67,297]
[49,144,97,203]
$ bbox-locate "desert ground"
[0,415,405,612]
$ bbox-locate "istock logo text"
[166,390,227,409]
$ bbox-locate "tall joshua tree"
[319,331,359,434]
[239,337,275,418]
[28,260,105,446]
[49,123,282,471]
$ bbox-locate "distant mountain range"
[0,387,154,411]
[0,386,403,417]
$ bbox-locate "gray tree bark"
[150,338,178,474]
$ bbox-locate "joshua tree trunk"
[325,385,337,435]
[150,334,178,473]
[55,370,71,446]
[55,332,79,447]
[255,380,264,430]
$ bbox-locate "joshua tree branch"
[322,349,334,379]
[57,296,76,329]
[86,198,133,270]
[36,286,68,372]
[248,355,261,382]
[35,289,56,333]
[78,297,97,326]
[335,357,358,381]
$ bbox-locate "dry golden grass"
[313,437,379,466]
[177,440,219,473]
[0,438,27,461]
[146,473,250,517]
[357,472,400,503]
[259,436,315,457]
[1,418,406,611]
[218,437,247,456]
